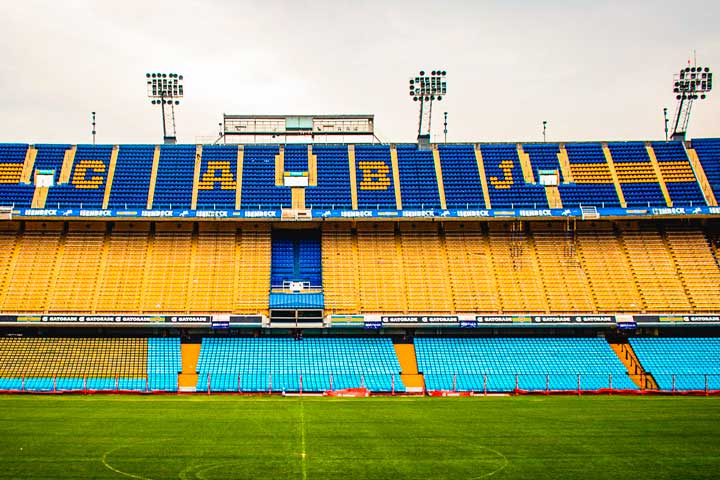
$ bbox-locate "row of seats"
[2,141,716,209]
[0,336,717,393]
[321,222,720,314]
[416,337,637,391]
[195,337,404,392]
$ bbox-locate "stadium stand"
[354,144,396,209]
[152,145,196,209]
[196,145,238,209]
[271,229,322,288]
[107,145,155,208]
[437,144,486,208]
[241,145,291,209]
[480,144,547,208]
[691,138,720,201]
[396,144,441,208]
[195,337,404,392]
[0,144,34,207]
[415,337,637,392]
[305,145,352,209]
[651,141,706,206]
[629,338,720,391]
[559,143,621,207]
[607,142,666,207]
[45,145,113,208]
[0,337,179,392]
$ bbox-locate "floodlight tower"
[146,72,184,144]
[671,65,712,140]
[409,70,447,149]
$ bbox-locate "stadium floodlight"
[409,69,447,146]
[670,65,712,140]
[146,72,184,144]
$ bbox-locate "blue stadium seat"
[107,145,155,209]
[415,337,636,392]
[195,338,404,393]
[438,144,486,208]
[629,338,720,391]
[396,144,441,208]
[305,145,352,209]
[241,145,291,209]
[480,144,547,208]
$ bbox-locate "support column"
[685,145,717,206]
[308,145,317,186]
[432,145,447,210]
[146,145,161,210]
[645,143,672,207]
[58,146,77,184]
[602,143,627,208]
[390,144,402,210]
[557,144,574,183]
[236,145,244,210]
[275,145,285,186]
[516,144,536,183]
[348,145,358,210]
[20,146,37,184]
[190,145,203,210]
[474,145,492,209]
[102,145,119,209]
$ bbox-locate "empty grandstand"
[1,137,720,396]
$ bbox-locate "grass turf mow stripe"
[0,396,718,479]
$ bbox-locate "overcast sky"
[0,0,718,145]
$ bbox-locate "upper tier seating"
[0,140,712,210]
[107,145,155,209]
[629,338,720,391]
[691,138,720,201]
[153,145,196,209]
[608,142,665,207]
[415,337,637,392]
[438,144,486,208]
[241,145,291,209]
[195,337,404,392]
[559,143,620,207]
[396,145,441,208]
[523,143,563,181]
[305,145,352,209]
[196,145,238,209]
[45,145,113,208]
[480,144,547,208]
[355,144,396,209]
[651,141,705,206]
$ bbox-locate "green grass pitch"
[0,395,718,479]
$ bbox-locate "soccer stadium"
[1,2,720,479]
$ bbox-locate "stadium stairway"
[608,339,658,390]
[178,343,201,392]
[393,342,424,393]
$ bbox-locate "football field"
[0,395,718,479]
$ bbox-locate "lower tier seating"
[195,337,404,392]
[0,337,180,392]
[629,338,720,391]
[415,337,637,392]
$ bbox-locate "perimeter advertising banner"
[7,315,212,324]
